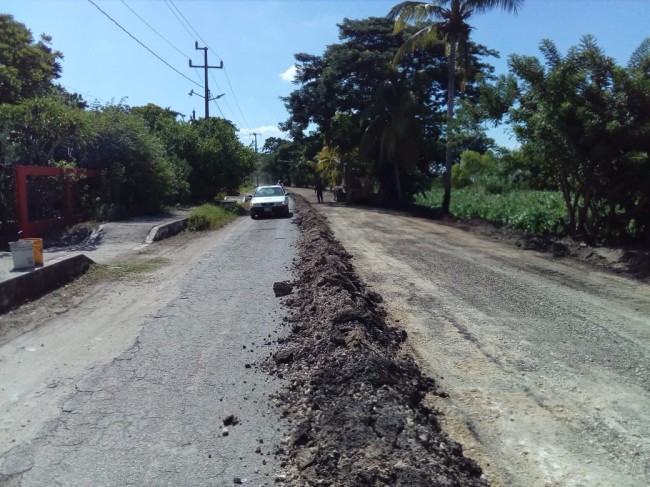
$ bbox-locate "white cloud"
[238,125,287,147]
[239,125,283,137]
[280,65,297,82]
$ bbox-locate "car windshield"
[254,187,285,197]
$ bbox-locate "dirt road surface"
[0,211,298,485]
[291,188,650,487]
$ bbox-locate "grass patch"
[65,257,171,290]
[85,257,170,284]
[188,203,243,231]
[417,187,567,234]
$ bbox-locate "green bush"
[188,204,240,231]
[416,187,567,235]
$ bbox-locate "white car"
[249,185,290,219]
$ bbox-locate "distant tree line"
[269,1,649,245]
[0,14,255,234]
[3,2,649,246]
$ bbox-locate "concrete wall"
[0,255,94,314]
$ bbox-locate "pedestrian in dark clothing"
[315,180,325,203]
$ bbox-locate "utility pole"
[251,132,259,186]
[189,41,223,118]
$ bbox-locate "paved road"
[1,208,298,485]
[291,188,650,487]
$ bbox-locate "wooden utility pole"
[251,132,260,186]
[189,42,223,118]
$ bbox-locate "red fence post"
[63,168,74,223]
[14,165,30,237]
[14,165,100,237]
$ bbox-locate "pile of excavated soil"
[265,195,485,486]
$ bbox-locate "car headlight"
[251,202,262,207]
[274,201,287,206]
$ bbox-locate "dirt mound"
[265,195,485,486]
[444,217,650,280]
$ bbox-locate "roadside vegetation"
[417,186,566,234]
[1,3,648,247]
[0,14,255,247]
[73,257,170,287]
[187,203,245,231]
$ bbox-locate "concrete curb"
[1,218,189,314]
[0,254,94,314]
[145,218,188,244]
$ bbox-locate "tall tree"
[281,17,448,201]
[0,14,62,104]
[388,0,523,213]
[360,76,427,205]
[509,36,650,243]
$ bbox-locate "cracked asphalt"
[1,208,299,486]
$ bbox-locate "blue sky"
[3,0,649,149]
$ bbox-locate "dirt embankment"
[443,217,650,281]
[265,195,484,486]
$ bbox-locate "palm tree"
[388,0,523,213]
[360,76,426,206]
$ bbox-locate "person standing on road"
[315,179,325,203]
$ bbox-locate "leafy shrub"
[416,187,567,235]
[188,204,239,231]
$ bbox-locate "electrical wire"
[87,0,202,88]
[166,0,239,123]
[163,0,237,121]
[120,0,185,59]
[163,0,197,45]
[222,69,251,129]
[212,98,226,119]
[167,0,211,54]
[60,84,108,105]
[121,0,204,86]
[167,0,251,128]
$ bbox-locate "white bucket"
[9,240,35,269]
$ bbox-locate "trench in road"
[303,196,650,487]
[1,209,298,485]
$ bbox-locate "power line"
[223,69,251,129]
[120,0,185,58]
[167,0,251,129]
[167,0,241,124]
[163,0,196,43]
[208,70,240,122]
[87,0,202,88]
[163,0,238,122]
[168,0,211,56]
[121,0,203,86]
[60,84,108,105]
[211,98,226,119]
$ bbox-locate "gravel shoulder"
[290,188,650,487]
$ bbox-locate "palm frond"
[389,2,446,32]
[391,25,442,67]
[470,0,524,15]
